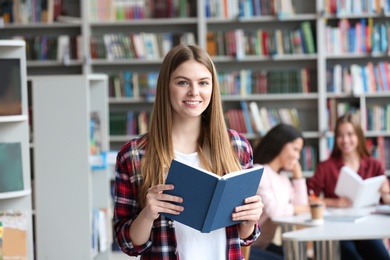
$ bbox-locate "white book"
[335,166,386,208]
[249,101,265,135]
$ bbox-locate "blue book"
[162,159,264,233]
[240,100,254,134]
[380,24,388,53]
[361,65,368,93]
[360,19,366,53]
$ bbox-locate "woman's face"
[279,138,304,170]
[336,122,358,155]
[169,60,212,122]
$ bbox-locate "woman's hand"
[291,161,303,179]
[325,197,352,208]
[130,184,183,246]
[379,180,390,204]
[142,184,184,221]
[233,195,263,238]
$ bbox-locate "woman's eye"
[199,81,210,86]
[177,81,188,85]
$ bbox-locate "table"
[272,209,390,260]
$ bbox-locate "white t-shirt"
[174,151,227,260]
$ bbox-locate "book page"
[334,166,361,200]
[335,166,386,207]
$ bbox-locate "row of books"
[109,111,150,136]
[327,100,390,132]
[226,101,301,135]
[367,136,390,170]
[206,22,316,58]
[89,0,196,21]
[0,0,63,24]
[91,208,112,256]
[12,35,82,62]
[108,71,158,99]
[326,18,390,55]
[0,210,27,259]
[300,145,317,171]
[107,68,312,100]
[366,104,390,131]
[206,0,295,18]
[90,32,196,60]
[327,99,360,130]
[327,61,390,95]
[324,0,390,15]
[218,68,312,95]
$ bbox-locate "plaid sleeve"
[113,137,152,255]
[228,129,253,169]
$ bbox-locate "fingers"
[337,197,352,208]
[232,195,263,221]
[144,184,184,220]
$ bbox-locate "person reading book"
[250,123,310,259]
[306,112,390,260]
[113,44,264,260]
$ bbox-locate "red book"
[262,31,268,56]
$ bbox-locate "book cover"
[335,166,386,208]
[0,143,24,193]
[162,159,264,233]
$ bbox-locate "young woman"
[113,44,264,260]
[250,123,309,258]
[307,112,390,260]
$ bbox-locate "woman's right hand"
[325,197,352,208]
[142,184,184,221]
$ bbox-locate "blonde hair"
[330,112,370,158]
[138,45,242,208]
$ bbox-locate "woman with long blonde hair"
[113,44,263,260]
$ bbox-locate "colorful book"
[162,159,264,233]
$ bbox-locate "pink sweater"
[253,164,308,249]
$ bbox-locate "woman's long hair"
[138,45,242,208]
[330,112,370,158]
[253,123,303,165]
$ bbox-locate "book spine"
[201,180,227,233]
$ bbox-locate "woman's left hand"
[232,195,263,225]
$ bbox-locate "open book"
[335,166,386,208]
[162,159,264,233]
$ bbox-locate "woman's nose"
[188,84,199,96]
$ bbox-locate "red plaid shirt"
[113,129,260,259]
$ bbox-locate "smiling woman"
[250,123,309,259]
[307,112,390,260]
[113,44,264,260]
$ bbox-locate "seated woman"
[250,123,310,259]
[307,112,390,260]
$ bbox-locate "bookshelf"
[31,74,112,260]
[0,40,34,259]
[1,1,389,171]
